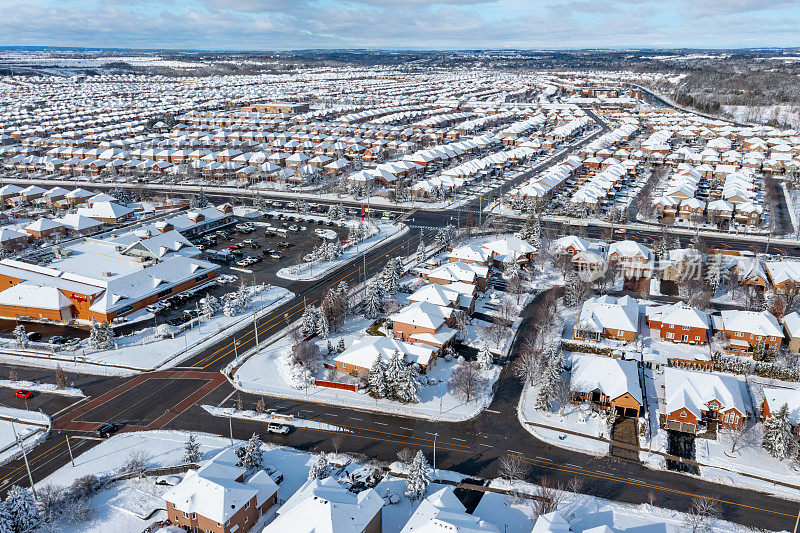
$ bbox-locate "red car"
[14,389,33,399]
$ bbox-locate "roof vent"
[102,271,112,277]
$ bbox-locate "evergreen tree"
[706,254,723,292]
[405,450,432,501]
[385,349,404,400]
[307,452,333,480]
[396,364,420,404]
[316,312,329,339]
[384,263,399,295]
[12,325,26,349]
[478,344,493,370]
[223,297,237,317]
[762,403,797,460]
[416,241,427,264]
[101,321,114,348]
[364,284,381,319]
[192,189,209,209]
[0,505,12,533]
[564,270,580,307]
[3,486,39,533]
[337,338,346,353]
[368,357,388,398]
[239,433,264,471]
[200,295,217,320]
[183,434,201,464]
[301,305,318,336]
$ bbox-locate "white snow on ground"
[231,319,502,421]
[277,221,408,281]
[0,379,85,397]
[0,405,50,466]
[0,286,293,376]
[518,382,610,456]
[38,430,761,533]
[477,479,756,533]
[201,405,349,433]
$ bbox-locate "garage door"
[681,422,696,434]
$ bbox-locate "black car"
[50,336,67,345]
[26,332,42,342]
[97,423,119,438]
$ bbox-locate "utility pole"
[228,414,234,445]
[11,421,36,501]
[432,432,438,474]
[65,434,75,467]
[252,309,260,354]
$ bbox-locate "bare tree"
[397,448,415,465]
[292,340,322,373]
[236,393,243,411]
[553,378,572,416]
[481,322,506,349]
[55,365,66,390]
[119,450,149,476]
[382,299,402,315]
[684,497,720,533]
[255,396,266,414]
[514,340,546,385]
[498,453,529,481]
[498,296,517,325]
[531,478,564,520]
[450,310,468,336]
[331,434,345,455]
[719,423,760,455]
[507,272,524,305]
[448,361,489,403]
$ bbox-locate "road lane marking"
[217,389,238,407]
[484,409,500,414]
[399,427,413,431]
[374,422,387,426]
[51,396,90,418]
[349,417,362,421]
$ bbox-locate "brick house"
[663,368,750,434]
[164,448,279,533]
[426,261,487,292]
[646,302,709,345]
[574,295,639,343]
[389,301,457,350]
[713,310,783,354]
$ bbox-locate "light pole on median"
[432,432,438,475]
[11,420,36,501]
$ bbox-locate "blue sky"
[0,0,798,50]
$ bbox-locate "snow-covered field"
[0,406,50,466]
[277,221,408,281]
[0,285,293,376]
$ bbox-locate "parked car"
[26,332,42,342]
[270,252,283,259]
[50,336,66,345]
[267,422,290,435]
[97,423,119,438]
[278,241,290,248]
[14,389,33,399]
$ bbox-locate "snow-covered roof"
[408,284,461,308]
[646,302,709,330]
[532,510,572,533]
[783,312,800,338]
[264,477,383,533]
[607,240,652,261]
[0,282,72,310]
[570,355,642,405]
[76,200,133,220]
[762,387,800,426]
[664,367,750,418]
[765,261,800,286]
[24,218,64,233]
[390,301,452,330]
[55,213,104,231]
[335,335,435,369]
[428,261,487,284]
[400,486,499,533]
[577,295,639,334]
[719,309,782,338]
[447,244,491,264]
[163,448,278,524]
[482,236,537,258]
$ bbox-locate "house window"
[192,513,196,519]
[244,501,250,510]
[183,512,188,518]
[695,336,701,340]
[682,325,690,331]
[735,331,744,337]
[666,332,674,339]
[769,336,775,341]
[680,411,686,418]
[681,335,688,342]
[158,287,172,298]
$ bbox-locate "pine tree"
[239,433,264,471]
[405,450,432,501]
[396,364,420,404]
[316,312,329,339]
[200,296,216,319]
[301,306,318,336]
[706,254,723,292]
[307,452,332,480]
[337,338,345,353]
[223,297,237,317]
[478,344,493,370]
[762,403,797,460]
[364,283,381,319]
[416,241,427,264]
[0,506,12,533]
[384,263,399,295]
[101,321,114,349]
[183,434,201,464]
[3,486,39,532]
[393,257,404,278]
[12,325,26,349]
[564,270,579,307]
[385,349,404,400]
[368,357,388,398]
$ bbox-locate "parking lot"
[198,211,349,288]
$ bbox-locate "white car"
[267,422,290,435]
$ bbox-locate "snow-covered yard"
[231,313,501,422]
[0,285,293,376]
[277,220,408,281]
[0,405,50,466]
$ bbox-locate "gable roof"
[664,367,749,418]
[577,295,639,334]
[334,335,435,369]
[570,355,642,405]
[719,309,782,337]
[646,302,709,329]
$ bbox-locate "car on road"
[614,228,627,235]
[267,422,290,435]
[14,389,33,399]
[278,241,290,248]
[50,335,67,345]
[269,252,283,259]
[97,423,119,438]
[26,332,42,342]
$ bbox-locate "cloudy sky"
[0,0,798,50]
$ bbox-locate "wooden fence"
[314,379,357,392]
